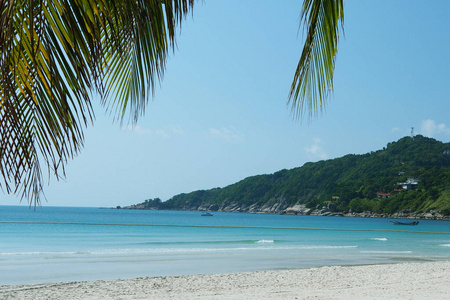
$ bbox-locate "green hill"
[125,135,450,218]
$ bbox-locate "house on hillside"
[396,178,419,190]
[376,192,391,199]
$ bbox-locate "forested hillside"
[125,136,450,216]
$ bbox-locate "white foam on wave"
[90,248,156,255]
[0,251,83,256]
[256,240,274,244]
[301,245,358,249]
[1,244,362,260]
[439,244,450,247]
[370,238,388,241]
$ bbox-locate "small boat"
[390,220,419,225]
[201,212,214,216]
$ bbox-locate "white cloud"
[391,127,401,133]
[124,125,184,138]
[420,120,450,138]
[207,126,245,142]
[304,138,328,160]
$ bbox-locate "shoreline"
[119,207,450,221]
[2,261,450,299]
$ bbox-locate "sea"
[1,206,449,285]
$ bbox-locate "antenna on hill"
[411,127,414,139]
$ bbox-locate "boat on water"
[201,212,214,216]
[390,220,419,225]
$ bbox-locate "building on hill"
[376,192,391,198]
[396,178,419,190]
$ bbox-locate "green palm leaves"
[1,0,342,204]
[0,0,194,204]
[289,0,344,118]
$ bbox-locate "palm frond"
[102,0,194,123]
[0,0,194,204]
[288,0,344,119]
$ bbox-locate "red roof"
[376,192,391,196]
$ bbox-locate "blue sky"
[4,0,450,207]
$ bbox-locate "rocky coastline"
[120,202,450,221]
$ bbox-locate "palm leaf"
[0,0,194,204]
[289,0,344,118]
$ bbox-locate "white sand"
[1,261,449,299]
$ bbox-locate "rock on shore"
[121,200,450,220]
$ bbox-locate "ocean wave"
[256,240,274,244]
[0,251,84,256]
[370,238,387,241]
[360,250,413,254]
[137,240,267,246]
[84,245,359,255]
[297,245,358,249]
[439,244,450,247]
[1,244,359,258]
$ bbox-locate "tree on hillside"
[0,0,343,204]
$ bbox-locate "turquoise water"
[1,206,449,285]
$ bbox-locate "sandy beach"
[1,261,449,299]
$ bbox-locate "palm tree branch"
[0,0,195,204]
[288,0,344,119]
